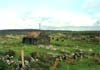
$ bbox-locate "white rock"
[89,49,93,52]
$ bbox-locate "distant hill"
[0,29,71,35]
[42,26,100,31]
[0,29,38,35]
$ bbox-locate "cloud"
[93,13,100,26]
[0,1,98,30]
[21,6,95,27]
[83,0,100,10]
[51,11,95,26]
[0,10,39,29]
[0,8,96,30]
[0,10,17,29]
[95,13,100,19]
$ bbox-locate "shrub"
[0,51,5,55]
[4,49,16,56]
[0,60,11,70]
[92,57,100,64]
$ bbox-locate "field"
[0,30,100,70]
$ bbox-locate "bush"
[30,61,50,70]
[0,60,11,70]
[30,52,41,58]
[4,49,16,56]
[0,51,5,56]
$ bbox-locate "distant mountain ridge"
[42,26,100,31]
[0,29,70,35]
[0,26,100,35]
[0,28,100,35]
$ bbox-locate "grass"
[57,59,100,70]
[51,39,100,52]
[0,35,100,70]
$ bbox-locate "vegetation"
[0,30,100,70]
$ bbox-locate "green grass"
[57,59,100,70]
[51,39,100,52]
[0,35,100,70]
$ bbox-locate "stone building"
[22,31,50,45]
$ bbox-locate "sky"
[0,0,100,30]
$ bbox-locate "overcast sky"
[0,0,100,30]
